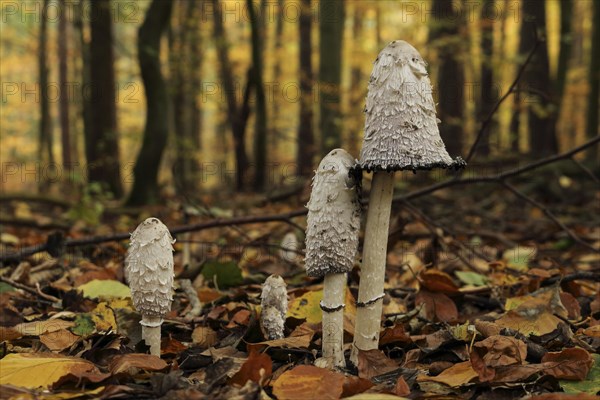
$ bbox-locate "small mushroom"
[351,40,465,364]
[125,217,175,356]
[260,274,288,340]
[305,148,361,369]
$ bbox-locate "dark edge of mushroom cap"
[354,156,466,174]
[357,40,467,174]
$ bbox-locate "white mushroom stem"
[321,273,347,368]
[141,315,163,356]
[351,172,395,364]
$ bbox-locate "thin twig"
[465,38,542,163]
[502,181,597,251]
[570,157,600,185]
[402,201,486,273]
[0,275,60,302]
[402,135,600,201]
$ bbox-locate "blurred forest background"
[1,0,598,206]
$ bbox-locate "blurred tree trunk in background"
[587,0,599,142]
[58,0,72,175]
[127,0,173,205]
[38,0,54,191]
[478,0,494,156]
[512,0,558,157]
[270,0,284,156]
[89,0,123,198]
[429,0,464,157]
[556,0,572,103]
[212,0,251,190]
[73,0,91,171]
[319,0,344,154]
[348,4,363,157]
[248,0,267,191]
[170,0,201,197]
[297,0,315,176]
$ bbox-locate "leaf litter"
[0,191,598,399]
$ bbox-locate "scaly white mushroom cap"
[359,40,465,172]
[305,149,361,277]
[260,275,288,340]
[125,217,175,322]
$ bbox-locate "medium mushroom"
[305,148,361,369]
[125,217,175,356]
[350,40,465,364]
[260,274,288,340]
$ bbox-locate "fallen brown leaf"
[417,361,478,387]
[420,270,459,294]
[357,349,399,380]
[192,326,218,348]
[248,334,313,351]
[379,323,411,346]
[40,328,80,351]
[470,335,527,382]
[272,365,345,400]
[109,354,168,375]
[394,376,410,397]
[415,290,458,322]
[229,349,272,386]
[341,375,373,398]
[540,347,593,380]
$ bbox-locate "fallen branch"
[2,137,598,263]
[0,275,61,303]
[502,181,597,251]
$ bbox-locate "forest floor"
[0,160,599,399]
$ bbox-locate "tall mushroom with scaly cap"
[305,148,361,369]
[351,40,465,364]
[125,217,175,356]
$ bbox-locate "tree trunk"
[58,0,72,173]
[212,0,250,190]
[89,0,123,197]
[319,0,345,154]
[556,0,572,102]
[349,4,363,157]
[478,0,494,156]
[520,0,558,156]
[587,0,599,142]
[126,0,173,205]
[73,0,91,170]
[270,0,284,156]
[248,0,267,191]
[189,2,203,152]
[38,0,54,191]
[297,0,315,177]
[170,0,201,197]
[429,0,464,157]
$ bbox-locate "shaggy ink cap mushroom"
[305,149,361,278]
[125,217,175,323]
[358,40,466,173]
[260,275,288,340]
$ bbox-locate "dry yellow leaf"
[91,303,118,332]
[0,353,107,389]
[417,361,478,387]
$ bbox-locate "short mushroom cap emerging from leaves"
[359,40,465,172]
[125,217,175,321]
[305,148,361,277]
[260,275,288,340]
